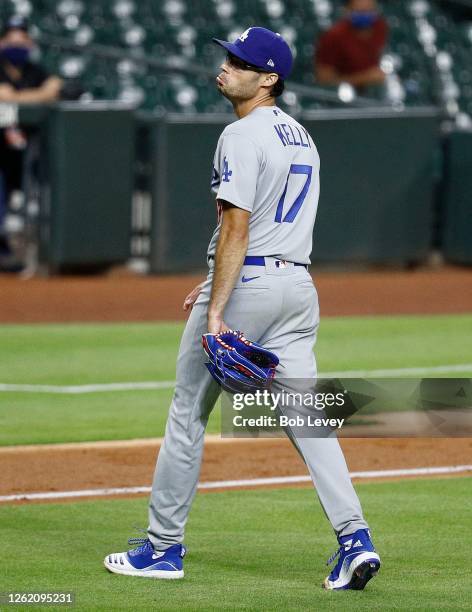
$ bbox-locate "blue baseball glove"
[202,330,279,394]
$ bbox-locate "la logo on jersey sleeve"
[222,156,233,183]
[210,156,233,189]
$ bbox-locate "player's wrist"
[207,308,224,329]
[207,309,223,322]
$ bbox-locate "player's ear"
[261,72,279,88]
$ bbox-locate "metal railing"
[37,32,386,109]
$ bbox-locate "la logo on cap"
[239,28,252,42]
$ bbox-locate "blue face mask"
[1,46,30,67]
[350,11,378,29]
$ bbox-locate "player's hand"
[183,282,205,311]
[207,313,230,335]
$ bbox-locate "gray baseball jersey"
[208,106,320,264]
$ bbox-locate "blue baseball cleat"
[323,529,380,590]
[104,537,185,579]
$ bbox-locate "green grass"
[0,323,181,385]
[0,314,471,445]
[1,315,472,385]
[1,478,471,610]
[0,390,176,445]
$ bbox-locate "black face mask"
[1,46,30,67]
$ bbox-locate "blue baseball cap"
[2,15,29,36]
[213,27,293,81]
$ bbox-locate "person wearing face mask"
[0,16,62,269]
[0,16,62,103]
[314,0,388,93]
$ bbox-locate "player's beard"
[217,80,258,103]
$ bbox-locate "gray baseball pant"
[148,260,368,550]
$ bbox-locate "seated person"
[0,15,62,103]
[0,16,62,267]
[314,0,388,93]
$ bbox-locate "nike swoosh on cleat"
[242,276,261,283]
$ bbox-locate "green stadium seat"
[0,0,461,116]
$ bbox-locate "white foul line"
[0,381,176,394]
[320,364,472,378]
[1,364,472,394]
[0,465,470,503]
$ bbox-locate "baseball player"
[105,27,381,591]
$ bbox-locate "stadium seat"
[0,0,470,117]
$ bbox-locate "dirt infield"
[1,265,471,503]
[1,437,471,502]
[1,265,471,323]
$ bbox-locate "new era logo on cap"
[213,26,293,80]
